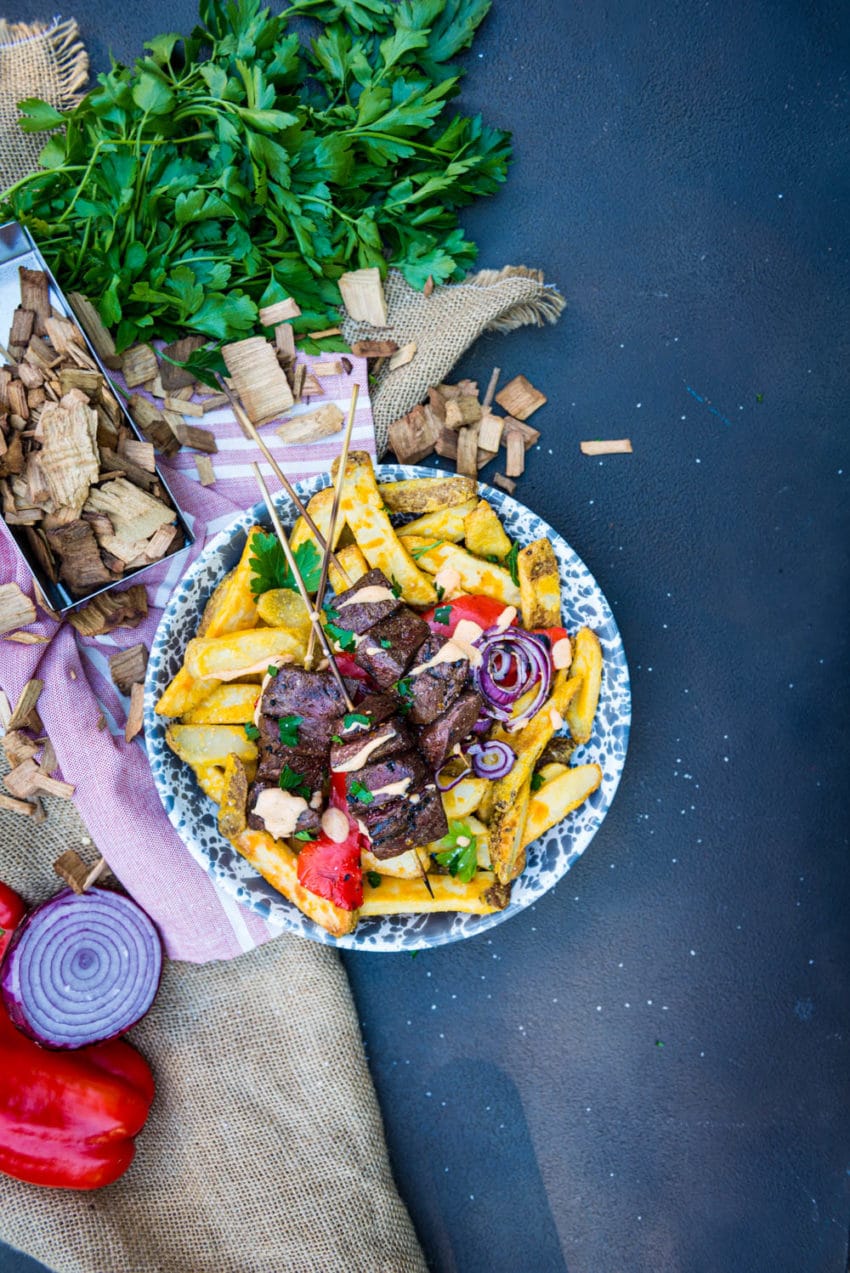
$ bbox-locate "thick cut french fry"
[522,764,602,847]
[192,763,226,804]
[463,499,512,559]
[379,475,477,514]
[233,828,359,937]
[182,683,259,724]
[329,542,370,593]
[155,665,218,718]
[289,486,345,558]
[402,537,521,607]
[361,845,430,879]
[397,498,477,544]
[197,570,233,637]
[566,627,603,744]
[166,724,257,767]
[184,627,306,681]
[218,753,249,840]
[202,526,263,638]
[255,588,311,638]
[517,537,561,628]
[440,775,487,821]
[335,451,437,606]
[361,870,503,917]
[487,672,581,884]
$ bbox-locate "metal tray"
[0,221,194,613]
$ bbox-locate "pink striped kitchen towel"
[0,354,375,962]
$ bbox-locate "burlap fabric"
[0,20,426,1273]
[343,266,566,456]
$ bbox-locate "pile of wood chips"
[0,678,74,820]
[0,269,186,599]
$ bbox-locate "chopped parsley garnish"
[530,770,545,792]
[434,820,478,883]
[323,604,340,623]
[394,677,413,702]
[325,620,356,652]
[434,604,451,625]
[331,734,344,745]
[411,539,443,560]
[349,778,374,805]
[244,723,260,740]
[249,534,321,597]
[366,870,382,888]
[278,714,302,747]
[279,763,310,800]
[390,575,402,598]
[379,637,392,648]
[435,582,445,601]
[293,829,317,843]
[343,711,370,731]
[267,665,279,677]
[504,541,520,587]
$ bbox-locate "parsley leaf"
[530,770,545,792]
[343,711,371,731]
[244,723,260,740]
[278,714,303,747]
[331,734,344,745]
[267,665,279,677]
[504,542,520,587]
[410,539,443,560]
[294,829,317,842]
[349,778,374,805]
[434,604,451,625]
[379,637,392,648]
[435,582,445,601]
[326,620,356,652]
[249,535,322,598]
[279,764,311,799]
[390,575,403,598]
[434,819,478,882]
[366,870,382,888]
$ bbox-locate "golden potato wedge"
[361,845,430,880]
[329,542,370,594]
[156,665,217,718]
[184,627,306,681]
[536,762,568,784]
[197,570,233,638]
[335,451,437,606]
[566,627,603,744]
[440,775,487,821]
[166,723,257,767]
[192,763,226,804]
[487,672,581,884]
[463,499,512,560]
[517,537,561,628]
[182,683,259,725]
[379,475,477,514]
[397,498,478,544]
[203,525,264,638]
[360,870,503,917]
[218,753,249,840]
[522,763,602,847]
[402,537,521,607]
[255,588,311,638]
[289,486,345,559]
[233,828,359,937]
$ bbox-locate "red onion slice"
[468,740,516,779]
[0,887,163,1050]
[436,758,473,791]
[473,628,553,729]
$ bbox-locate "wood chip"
[195,454,216,486]
[121,344,159,389]
[387,342,417,372]
[310,360,343,377]
[481,367,501,412]
[199,393,229,413]
[164,395,204,418]
[0,582,36,634]
[433,427,458,461]
[291,362,307,403]
[33,769,75,799]
[170,422,218,453]
[388,404,441,464]
[444,396,482,430]
[300,375,323,397]
[456,425,480,478]
[85,479,175,548]
[341,357,353,376]
[495,375,547,421]
[2,730,39,767]
[67,294,118,364]
[144,523,179,562]
[67,583,148,636]
[338,268,388,327]
[10,308,34,345]
[43,316,84,356]
[19,268,50,334]
[274,324,296,361]
[159,335,205,392]
[7,679,43,731]
[40,737,57,776]
[4,758,42,798]
[275,403,344,446]
[108,642,149,695]
[478,412,505,454]
[580,438,634,456]
[0,689,10,728]
[259,298,302,325]
[222,337,294,425]
[54,850,107,893]
[124,682,145,742]
[97,447,159,494]
[493,472,516,495]
[127,394,180,456]
[116,437,156,473]
[0,791,38,816]
[47,519,115,594]
[3,631,50,644]
[308,327,342,340]
[350,339,398,359]
[505,430,526,478]
[501,415,541,450]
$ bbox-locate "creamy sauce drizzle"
[369,776,411,799]
[338,584,396,607]
[321,807,350,843]
[495,605,517,632]
[222,654,294,683]
[332,732,390,772]
[409,618,483,677]
[434,565,462,599]
[255,788,308,840]
[552,637,572,669]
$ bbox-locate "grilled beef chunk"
[334,692,397,735]
[331,568,401,634]
[262,666,353,719]
[354,608,429,689]
[256,744,326,791]
[247,787,322,836]
[363,782,448,859]
[418,689,484,769]
[258,711,335,756]
[330,717,415,771]
[404,634,468,725]
[346,749,431,808]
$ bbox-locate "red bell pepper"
[422,594,519,636]
[0,882,156,1190]
[295,771,365,911]
[0,882,26,960]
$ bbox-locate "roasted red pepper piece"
[422,594,518,636]
[295,772,364,911]
[0,881,156,1190]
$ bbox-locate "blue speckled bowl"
[144,465,631,951]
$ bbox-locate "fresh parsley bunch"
[2,0,511,351]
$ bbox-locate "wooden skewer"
[306,383,359,666]
[216,374,352,587]
[250,463,354,712]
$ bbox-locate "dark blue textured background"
[2,2,849,1271]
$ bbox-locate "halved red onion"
[473,628,553,730]
[436,757,473,791]
[468,740,516,779]
[0,887,163,1050]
